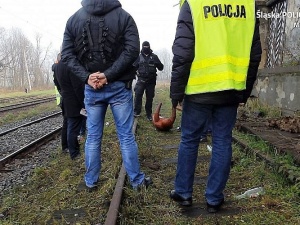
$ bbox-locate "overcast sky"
[0,0,180,52]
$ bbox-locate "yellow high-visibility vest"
[179,0,185,7]
[185,0,255,95]
[54,86,61,106]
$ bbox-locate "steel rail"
[0,127,61,171]
[0,97,55,113]
[0,111,61,136]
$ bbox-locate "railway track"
[0,111,62,162]
[103,118,138,225]
[0,127,61,171]
[0,111,61,136]
[0,96,55,113]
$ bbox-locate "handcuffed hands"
[88,72,108,89]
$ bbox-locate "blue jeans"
[84,81,145,188]
[174,100,238,205]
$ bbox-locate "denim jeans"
[174,100,238,205]
[84,81,145,188]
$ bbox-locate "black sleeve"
[103,13,140,82]
[61,15,90,84]
[243,5,262,103]
[170,1,194,101]
[132,55,140,68]
[52,64,61,92]
[154,55,164,71]
[70,72,85,109]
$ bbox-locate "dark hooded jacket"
[170,2,262,105]
[61,0,139,84]
[133,49,164,82]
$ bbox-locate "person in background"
[52,53,85,160]
[52,66,68,154]
[133,41,164,121]
[61,0,152,191]
[169,0,262,213]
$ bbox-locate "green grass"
[0,112,122,224]
[233,131,300,184]
[0,102,59,126]
[119,84,300,224]
[0,88,55,99]
[242,98,282,118]
[0,84,299,224]
[120,124,300,224]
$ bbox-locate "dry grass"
[0,88,55,99]
[119,85,300,225]
[0,85,299,224]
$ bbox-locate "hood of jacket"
[81,0,121,15]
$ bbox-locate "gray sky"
[0,0,180,52]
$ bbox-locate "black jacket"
[133,50,164,81]
[61,0,139,84]
[52,62,85,117]
[170,2,262,105]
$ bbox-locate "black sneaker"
[143,176,153,187]
[77,182,98,192]
[134,113,140,117]
[200,136,208,143]
[170,190,192,206]
[206,198,224,213]
[147,115,152,121]
[134,176,153,191]
[62,148,69,153]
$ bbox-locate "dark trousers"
[61,115,68,150]
[67,116,83,159]
[134,79,156,116]
[80,115,87,136]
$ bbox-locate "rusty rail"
[104,118,138,225]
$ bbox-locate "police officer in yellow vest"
[170,0,262,213]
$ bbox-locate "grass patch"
[0,114,123,224]
[0,89,55,99]
[120,116,300,224]
[119,84,300,224]
[241,98,282,118]
[1,84,299,224]
[233,131,300,184]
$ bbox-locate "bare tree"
[155,48,173,81]
[0,27,56,90]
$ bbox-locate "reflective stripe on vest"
[186,0,255,95]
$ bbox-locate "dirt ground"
[236,116,300,165]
